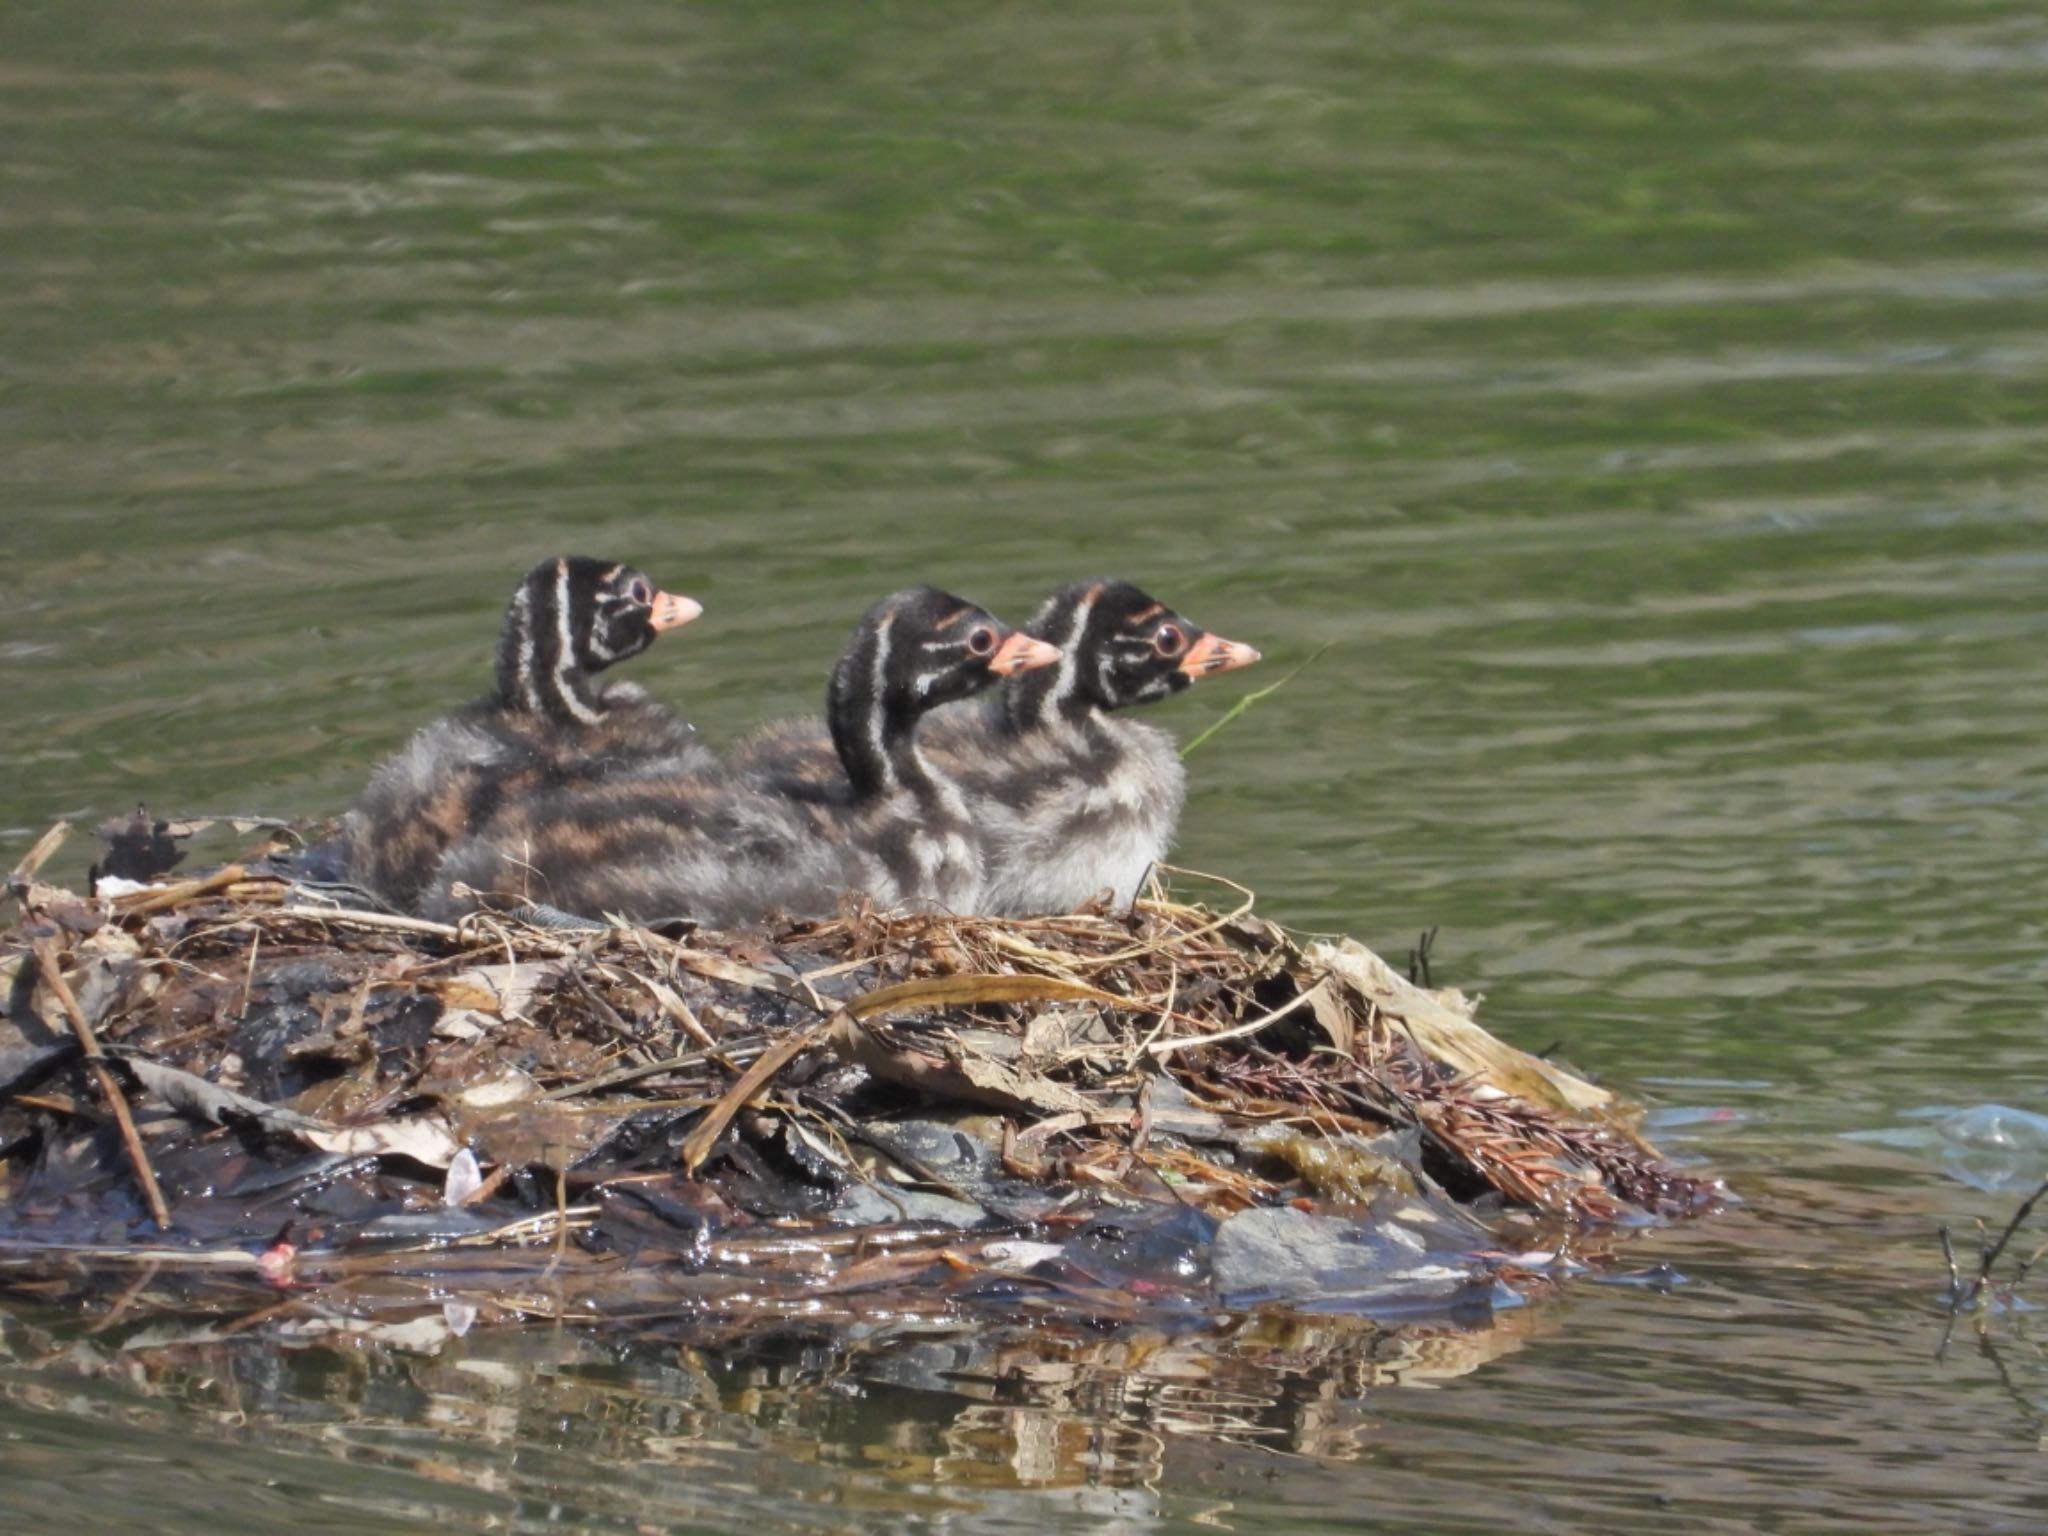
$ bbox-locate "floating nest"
[0,816,1719,1343]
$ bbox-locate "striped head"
[829,585,1059,795]
[1007,579,1260,726]
[494,556,702,724]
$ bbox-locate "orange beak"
[648,590,704,634]
[1178,631,1260,679]
[988,631,1062,677]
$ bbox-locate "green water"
[4,1,2047,1530]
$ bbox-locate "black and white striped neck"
[827,585,1041,802]
[828,604,925,798]
[494,559,609,725]
[1002,580,1110,732]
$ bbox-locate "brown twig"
[236,928,261,1020]
[541,1038,766,1101]
[117,863,247,916]
[564,956,640,1049]
[679,1014,838,1173]
[87,1259,163,1334]
[629,968,735,1067]
[265,903,462,938]
[8,820,70,895]
[1145,984,1317,1059]
[1955,1175,2048,1311]
[31,937,173,1231]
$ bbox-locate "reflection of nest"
[2,818,1719,1336]
[0,1288,1546,1505]
[939,1306,1553,1472]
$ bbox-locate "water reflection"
[0,1297,1545,1532]
[6,1161,2044,1536]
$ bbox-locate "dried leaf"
[941,1033,1093,1117]
[120,1051,463,1169]
[1300,977,1355,1057]
[829,1014,1093,1118]
[428,963,547,1016]
[467,1101,632,1173]
[1308,938,1613,1117]
[667,946,805,999]
[119,1054,329,1134]
[302,1115,461,1169]
[1019,1008,1120,1069]
[0,1040,71,1095]
[443,1148,484,1206]
[436,1012,487,1042]
[455,1065,544,1110]
[846,971,1123,1018]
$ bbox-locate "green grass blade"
[1179,640,1336,758]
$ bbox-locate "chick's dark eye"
[625,578,652,606]
[967,626,997,657]
[1152,623,1186,658]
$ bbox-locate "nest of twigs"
[0,818,1718,1335]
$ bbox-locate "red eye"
[1152,623,1186,659]
[967,626,997,657]
[625,577,652,606]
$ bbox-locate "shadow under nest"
[0,818,1720,1339]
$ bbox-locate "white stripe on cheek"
[1049,593,1090,710]
[588,603,619,663]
